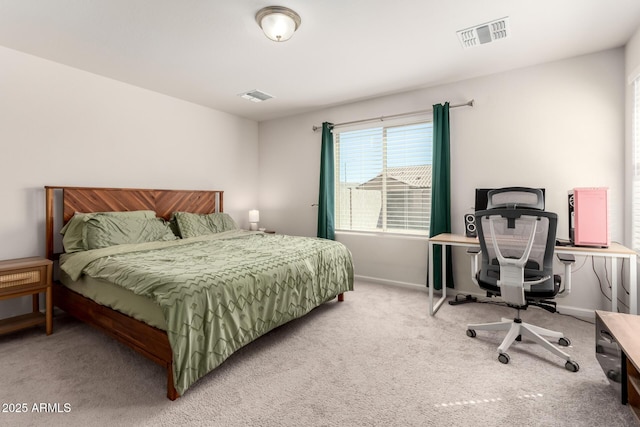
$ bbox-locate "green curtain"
[429,103,454,290]
[317,122,335,240]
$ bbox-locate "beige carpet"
[0,280,635,426]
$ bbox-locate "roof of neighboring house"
[358,165,432,188]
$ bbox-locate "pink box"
[571,187,609,247]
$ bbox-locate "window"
[334,120,433,235]
[633,77,640,251]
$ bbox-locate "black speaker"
[464,213,477,238]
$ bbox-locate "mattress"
[59,269,166,330]
[59,230,354,395]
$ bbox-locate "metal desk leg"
[612,257,618,313]
[429,241,448,316]
[429,241,434,315]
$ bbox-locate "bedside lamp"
[249,209,260,231]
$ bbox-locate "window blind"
[334,121,433,234]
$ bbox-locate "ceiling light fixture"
[255,6,301,42]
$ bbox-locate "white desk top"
[429,233,636,257]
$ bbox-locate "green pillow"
[84,215,176,250]
[173,212,238,238]
[60,210,156,253]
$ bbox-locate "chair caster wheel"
[565,360,579,372]
[558,337,571,347]
[498,353,510,364]
[466,329,476,338]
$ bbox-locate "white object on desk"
[428,233,637,316]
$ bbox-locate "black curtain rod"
[312,99,474,132]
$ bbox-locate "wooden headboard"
[44,186,224,259]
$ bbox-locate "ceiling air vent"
[239,89,274,102]
[457,17,510,49]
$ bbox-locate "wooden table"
[596,310,640,422]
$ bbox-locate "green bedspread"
[60,230,354,395]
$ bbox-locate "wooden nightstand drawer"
[0,263,49,298]
[0,269,44,288]
[0,257,53,335]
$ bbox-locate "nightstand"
[0,257,53,336]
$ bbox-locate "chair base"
[467,317,577,369]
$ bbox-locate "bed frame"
[44,186,224,400]
[44,186,344,400]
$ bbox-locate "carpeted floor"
[0,280,635,426]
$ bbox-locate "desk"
[428,233,637,316]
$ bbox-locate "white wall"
[259,48,629,316]
[0,46,259,318]
[626,27,640,86]
[625,26,640,248]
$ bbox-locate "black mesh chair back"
[475,208,559,305]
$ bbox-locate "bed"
[44,186,353,400]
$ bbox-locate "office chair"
[466,187,579,372]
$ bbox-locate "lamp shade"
[256,6,301,42]
[249,210,260,223]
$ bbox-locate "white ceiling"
[1,1,639,122]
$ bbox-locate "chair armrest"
[467,247,481,286]
[556,253,575,296]
[557,253,575,264]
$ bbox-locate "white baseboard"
[354,275,428,293]
[354,275,595,321]
[554,303,596,320]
